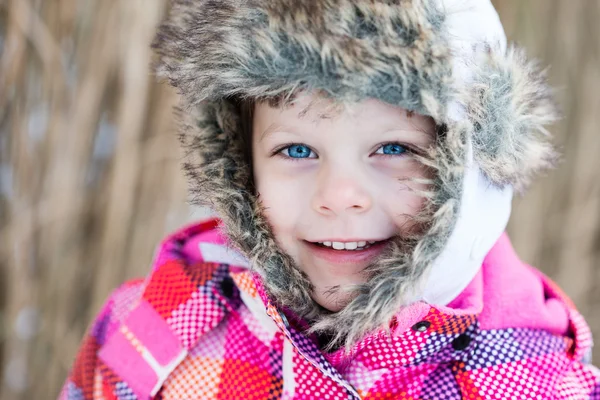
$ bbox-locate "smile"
[304,238,391,265]
[314,240,382,251]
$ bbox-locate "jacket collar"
[246,231,590,372]
[249,255,480,373]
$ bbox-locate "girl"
[62,0,600,398]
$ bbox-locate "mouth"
[311,240,387,251]
[303,238,392,265]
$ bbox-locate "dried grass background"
[0,0,599,399]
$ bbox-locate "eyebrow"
[259,120,434,143]
[259,123,308,143]
[383,127,434,137]
[259,123,283,142]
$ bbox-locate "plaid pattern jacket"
[61,219,600,399]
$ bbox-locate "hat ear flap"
[467,45,560,192]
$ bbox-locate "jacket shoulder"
[61,218,242,399]
[60,279,145,399]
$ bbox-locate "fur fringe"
[468,45,560,192]
[151,0,452,116]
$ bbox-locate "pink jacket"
[61,218,600,399]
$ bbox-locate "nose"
[311,167,373,216]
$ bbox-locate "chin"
[312,286,357,313]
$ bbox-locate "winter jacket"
[61,218,600,399]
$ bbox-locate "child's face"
[252,92,435,311]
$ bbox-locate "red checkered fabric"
[61,219,600,399]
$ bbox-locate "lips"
[303,238,391,265]
[314,240,380,250]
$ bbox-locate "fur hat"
[152,0,558,349]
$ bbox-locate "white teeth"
[332,241,345,250]
[316,240,379,250]
[344,242,358,250]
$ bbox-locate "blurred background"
[0,0,599,398]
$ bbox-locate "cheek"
[378,159,431,224]
[254,166,309,244]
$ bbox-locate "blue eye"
[283,144,314,159]
[376,143,407,155]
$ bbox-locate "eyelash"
[273,143,317,160]
[273,142,414,161]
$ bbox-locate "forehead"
[254,91,434,140]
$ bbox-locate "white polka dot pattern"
[63,221,600,400]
